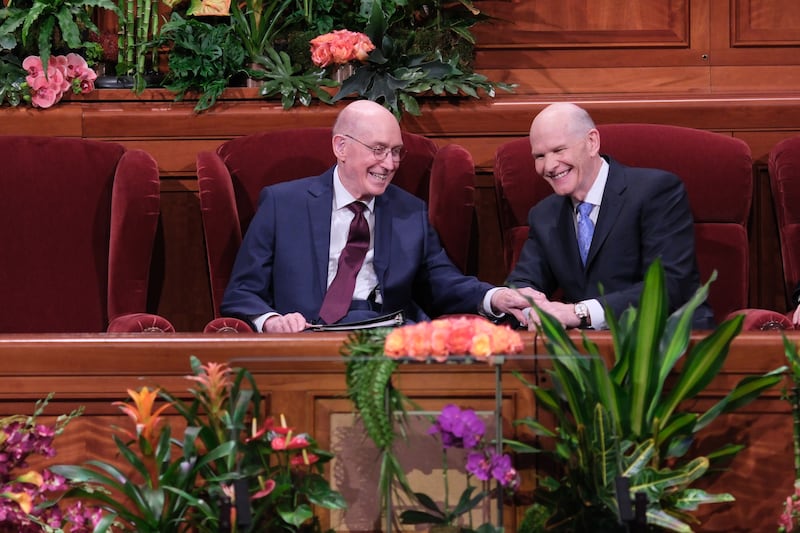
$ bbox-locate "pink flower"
[22,56,44,78]
[22,54,98,108]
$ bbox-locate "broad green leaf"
[695,369,784,431]
[630,259,667,436]
[655,315,743,428]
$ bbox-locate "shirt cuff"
[482,287,504,317]
[584,299,606,329]
[251,312,279,333]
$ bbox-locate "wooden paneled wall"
[3,0,800,329]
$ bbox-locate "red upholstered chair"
[769,135,800,322]
[0,136,174,332]
[494,123,791,329]
[198,127,476,332]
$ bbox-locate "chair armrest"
[429,144,476,274]
[109,149,161,320]
[197,150,243,318]
[204,316,255,333]
[727,308,794,330]
[108,313,176,332]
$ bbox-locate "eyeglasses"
[343,134,407,162]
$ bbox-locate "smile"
[550,169,570,180]
[370,171,388,181]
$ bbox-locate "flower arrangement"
[0,394,102,532]
[53,356,345,532]
[383,316,524,361]
[22,54,97,108]
[341,316,523,527]
[309,29,375,69]
[399,404,519,532]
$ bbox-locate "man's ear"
[587,128,601,156]
[332,134,347,159]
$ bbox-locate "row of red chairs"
[3,126,798,333]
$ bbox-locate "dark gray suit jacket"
[506,156,715,328]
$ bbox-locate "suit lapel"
[587,160,626,268]
[372,193,391,288]
[307,172,335,301]
[557,197,582,267]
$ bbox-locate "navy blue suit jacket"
[221,168,493,325]
[506,156,715,327]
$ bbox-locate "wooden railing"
[0,330,794,531]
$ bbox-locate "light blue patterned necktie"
[577,201,594,265]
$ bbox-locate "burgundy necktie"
[319,201,370,324]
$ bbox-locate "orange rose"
[470,332,492,359]
[447,316,476,354]
[406,322,433,361]
[309,29,375,68]
[429,319,452,361]
[384,328,406,358]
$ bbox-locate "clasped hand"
[503,287,584,331]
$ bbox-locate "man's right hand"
[263,312,308,333]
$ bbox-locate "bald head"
[333,100,399,139]
[531,103,595,139]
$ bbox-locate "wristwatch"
[574,302,590,328]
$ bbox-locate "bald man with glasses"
[222,100,530,333]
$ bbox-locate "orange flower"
[406,322,433,361]
[447,317,476,355]
[15,470,44,487]
[429,319,452,361]
[186,361,232,416]
[2,490,33,514]
[113,387,170,448]
[309,29,375,67]
[384,327,406,358]
[381,316,524,361]
[470,332,492,359]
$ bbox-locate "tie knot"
[348,201,366,215]
[577,202,593,217]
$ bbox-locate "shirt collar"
[333,166,376,212]
[573,158,609,210]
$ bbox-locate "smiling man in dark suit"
[221,100,530,333]
[507,102,715,330]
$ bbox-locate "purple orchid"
[428,403,486,449]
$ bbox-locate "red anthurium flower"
[246,416,276,443]
[252,479,276,500]
[291,450,319,467]
[271,434,310,450]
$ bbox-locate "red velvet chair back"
[197,127,476,319]
[0,136,172,332]
[495,123,753,324]
[769,135,800,308]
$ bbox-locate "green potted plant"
[509,260,785,532]
[53,356,346,532]
[230,0,292,62]
[151,12,248,112]
[0,0,118,73]
[252,45,336,109]
[332,0,514,119]
[109,0,163,91]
